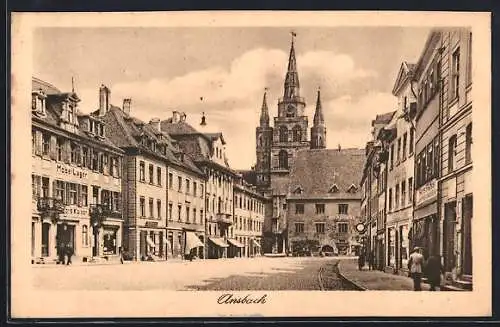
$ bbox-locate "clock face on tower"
[286,104,295,117]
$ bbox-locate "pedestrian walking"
[368,250,375,270]
[119,247,124,264]
[65,243,74,266]
[57,243,66,265]
[358,251,365,271]
[408,247,425,291]
[425,254,443,291]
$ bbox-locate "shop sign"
[415,179,437,206]
[56,163,88,179]
[62,205,89,218]
[145,221,158,228]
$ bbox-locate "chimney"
[99,84,111,116]
[150,117,161,132]
[123,98,131,115]
[172,111,180,123]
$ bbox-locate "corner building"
[31,78,124,263]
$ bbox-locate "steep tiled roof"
[237,170,257,186]
[372,111,396,126]
[160,119,200,135]
[32,77,61,95]
[288,148,365,200]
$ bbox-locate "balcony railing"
[90,204,122,219]
[37,197,65,213]
[215,212,233,225]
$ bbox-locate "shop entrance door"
[41,222,50,257]
[443,201,457,272]
[56,224,75,255]
[462,195,473,275]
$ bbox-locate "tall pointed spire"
[283,31,300,99]
[313,87,325,126]
[260,88,270,127]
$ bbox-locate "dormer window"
[31,90,46,115]
[328,184,339,193]
[89,120,95,134]
[347,184,358,193]
[293,186,303,194]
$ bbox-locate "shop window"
[295,222,304,233]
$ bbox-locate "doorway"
[56,224,75,255]
[443,201,457,272]
[41,222,50,257]
[462,195,473,275]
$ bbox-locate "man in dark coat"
[425,254,443,291]
[358,250,365,271]
[65,243,74,265]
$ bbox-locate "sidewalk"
[339,259,431,291]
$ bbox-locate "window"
[82,225,88,246]
[92,151,99,171]
[186,207,190,223]
[448,135,457,173]
[467,32,472,85]
[200,210,203,225]
[200,184,204,198]
[149,164,154,184]
[295,223,304,233]
[41,133,50,156]
[397,138,401,163]
[54,180,65,202]
[409,128,414,155]
[401,180,406,207]
[98,153,104,173]
[402,133,407,160]
[56,138,64,161]
[178,204,182,222]
[193,182,197,197]
[186,179,190,194]
[157,167,162,185]
[315,204,325,214]
[111,157,118,177]
[279,126,288,143]
[68,183,77,205]
[193,208,197,224]
[388,188,393,211]
[390,144,394,170]
[315,223,325,234]
[168,203,173,221]
[408,177,413,204]
[178,176,182,192]
[338,222,348,233]
[42,177,49,198]
[32,175,41,200]
[157,200,162,219]
[140,197,145,217]
[139,161,145,182]
[395,184,400,209]
[338,204,348,214]
[452,47,460,99]
[149,198,154,217]
[278,150,288,169]
[295,203,304,214]
[292,125,302,142]
[465,123,472,164]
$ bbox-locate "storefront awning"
[227,238,244,248]
[209,237,229,248]
[185,232,204,254]
[252,239,261,247]
[146,236,155,248]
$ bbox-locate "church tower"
[310,88,327,149]
[270,33,310,179]
[256,89,272,189]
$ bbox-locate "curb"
[336,261,367,291]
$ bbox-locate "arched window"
[82,225,88,246]
[258,134,263,147]
[279,126,288,143]
[278,150,288,169]
[292,125,302,142]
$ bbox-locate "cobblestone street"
[32,257,357,291]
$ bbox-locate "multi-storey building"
[436,29,473,288]
[161,112,238,259]
[287,148,365,256]
[31,78,124,263]
[232,175,266,257]
[102,95,205,261]
[384,61,418,274]
[256,36,329,254]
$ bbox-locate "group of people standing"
[356,246,444,291]
[57,243,74,265]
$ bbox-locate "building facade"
[161,113,238,259]
[287,149,365,256]
[31,78,124,263]
[232,175,265,258]
[384,62,417,274]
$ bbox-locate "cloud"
[75,47,380,169]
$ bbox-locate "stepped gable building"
[160,112,239,259]
[287,148,365,255]
[102,94,205,261]
[31,77,124,264]
[255,34,330,254]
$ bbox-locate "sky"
[34,27,431,169]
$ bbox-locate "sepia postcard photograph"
[10,11,492,318]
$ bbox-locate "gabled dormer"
[80,115,105,139]
[31,88,47,117]
[292,186,304,194]
[328,184,339,193]
[347,184,358,193]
